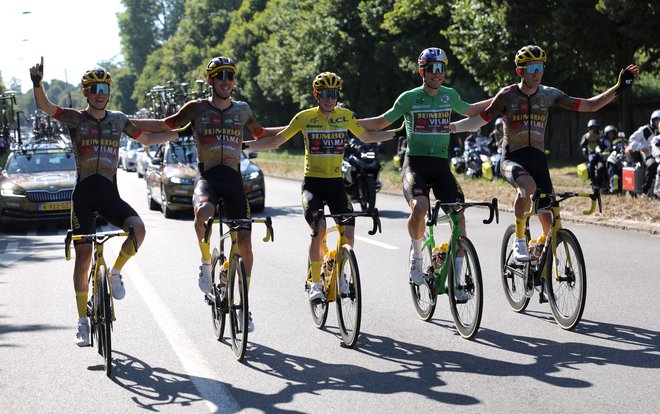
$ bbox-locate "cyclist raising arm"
[30,57,179,347]
[246,72,395,302]
[358,47,491,286]
[131,57,282,332]
[450,45,639,261]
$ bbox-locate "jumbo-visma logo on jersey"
[308,130,347,155]
[412,109,451,134]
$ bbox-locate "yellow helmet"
[514,45,547,67]
[312,72,343,91]
[206,56,237,78]
[81,68,112,88]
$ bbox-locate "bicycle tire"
[409,238,436,321]
[227,254,248,361]
[308,266,329,328]
[546,229,587,330]
[500,224,531,312]
[335,245,362,348]
[447,237,483,340]
[98,266,113,376]
[210,248,226,341]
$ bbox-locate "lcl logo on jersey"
[329,116,348,124]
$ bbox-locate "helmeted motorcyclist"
[627,109,660,196]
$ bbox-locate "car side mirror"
[151,157,163,165]
[248,152,258,159]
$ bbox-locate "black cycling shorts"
[401,155,465,204]
[194,164,251,230]
[501,145,554,208]
[71,174,139,237]
[301,177,354,226]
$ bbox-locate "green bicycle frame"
[423,211,462,295]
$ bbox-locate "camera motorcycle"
[342,137,382,212]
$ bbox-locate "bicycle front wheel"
[210,248,226,341]
[546,229,587,330]
[308,268,329,329]
[500,224,531,312]
[98,265,113,376]
[227,254,249,361]
[447,237,483,340]
[335,245,362,348]
[409,238,436,321]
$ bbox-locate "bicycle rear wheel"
[335,245,362,348]
[500,224,531,312]
[447,237,483,340]
[210,248,226,341]
[409,238,436,321]
[546,229,587,330]
[98,265,113,376]
[227,254,248,361]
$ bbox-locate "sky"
[1,0,125,93]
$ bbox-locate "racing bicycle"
[410,199,499,339]
[65,225,137,377]
[500,190,601,330]
[306,208,381,348]
[203,203,274,361]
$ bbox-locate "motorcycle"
[342,137,382,212]
[463,136,493,179]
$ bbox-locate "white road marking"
[115,249,241,413]
[0,241,31,267]
[354,235,398,250]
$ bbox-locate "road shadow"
[0,320,68,348]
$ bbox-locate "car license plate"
[39,201,71,211]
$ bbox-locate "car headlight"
[244,171,261,181]
[169,176,194,185]
[1,182,27,197]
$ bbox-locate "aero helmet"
[81,68,112,88]
[604,125,618,135]
[514,45,547,66]
[418,47,448,68]
[312,72,343,91]
[206,56,237,78]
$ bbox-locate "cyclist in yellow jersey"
[246,72,396,301]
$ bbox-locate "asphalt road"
[1,170,659,413]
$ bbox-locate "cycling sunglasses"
[425,63,446,74]
[88,83,110,95]
[318,89,339,99]
[213,70,235,81]
[524,63,545,74]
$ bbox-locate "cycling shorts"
[401,155,465,204]
[194,164,251,230]
[301,177,354,226]
[501,145,553,209]
[71,174,139,238]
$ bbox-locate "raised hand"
[615,64,639,92]
[29,56,44,88]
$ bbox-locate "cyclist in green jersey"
[450,45,638,261]
[358,48,491,288]
[30,57,180,346]
[245,72,396,301]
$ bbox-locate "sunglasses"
[425,63,446,74]
[523,63,545,74]
[318,89,339,99]
[213,70,235,81]
[88,83,110,95]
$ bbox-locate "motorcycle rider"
[580,119,611,190]
[487,118,505,178]
[604,125,626,193]
[627,110,660,196]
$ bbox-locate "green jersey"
[384,86,470,158]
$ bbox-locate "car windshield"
[5,152,76,174]
[166,143,197,164]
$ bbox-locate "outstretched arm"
[564,64,640,112]
[360,129,396,143]
[358,115,392,131]
[30,57,57,116]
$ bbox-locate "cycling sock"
[310,260,321,283]
[411,238,423,258]
[75,291,88,319]
[455,257,464,283]
[515,218,526,239]
[199,241,211,262]
[112,244,136,272]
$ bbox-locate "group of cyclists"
[29,43,639,346]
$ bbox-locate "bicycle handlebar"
[428,198,499,226]
[203,216,275,244]
[311,208,382,238]
[525,189,602,217]
[64,226,137,261]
